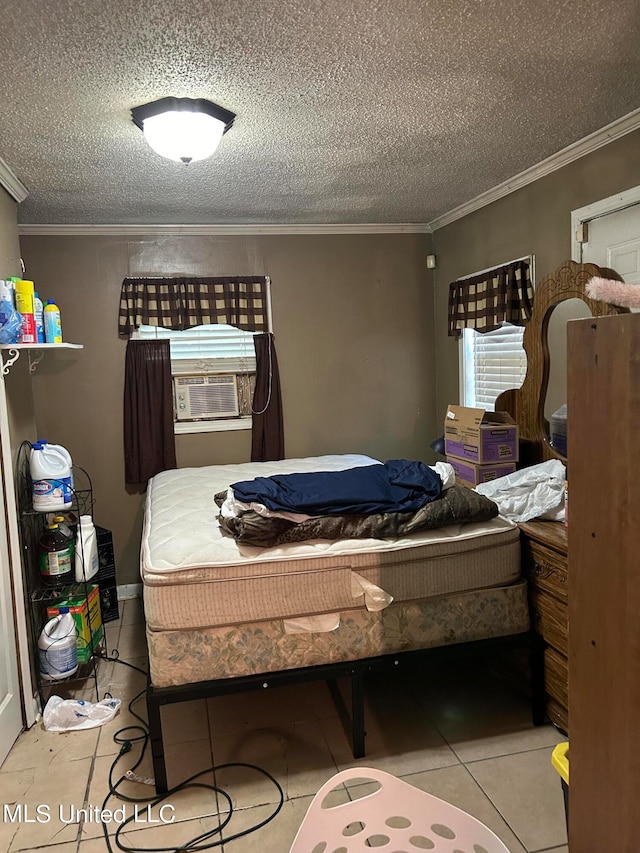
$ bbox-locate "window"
[133,324,257,433]
[461,323,527,410]
[456,254,534,411]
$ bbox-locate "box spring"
[146,579,530,688]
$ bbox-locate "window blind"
[135,324,256,370]
[462,323,526,410]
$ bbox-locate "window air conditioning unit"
[174,374,239,420]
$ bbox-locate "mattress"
[142,455,521,631]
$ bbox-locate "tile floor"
[0,598,569,853]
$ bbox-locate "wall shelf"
[0,343,83,375]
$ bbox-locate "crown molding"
[11,108,640,234]
[17,222,431,236]
[0,156,29,203]
[429,107,640,232]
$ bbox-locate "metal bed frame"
[147,630,545,793]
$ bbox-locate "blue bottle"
[44,301,62,343]
[33,292,45,343]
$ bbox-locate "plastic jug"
[36,440,74,488]
[30,441,73,511]
[38,606,78,681]
[74,515,99,583]
[38,522,74,588]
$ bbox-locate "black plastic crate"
[95,525,119,622]
[98,576,119,623]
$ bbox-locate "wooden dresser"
[494,261,626,735]
[568,312,639,849]
[518,520,568,732]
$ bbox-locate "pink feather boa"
[586,276,640,308]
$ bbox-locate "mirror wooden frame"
[495,260,628,467]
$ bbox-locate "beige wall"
[432,127,640,420]
[21,127,637,588]
[20,232,435,584]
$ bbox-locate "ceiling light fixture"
[131,97,236,164]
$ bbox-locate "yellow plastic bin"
[552,742,569,828]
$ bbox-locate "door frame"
[0,376,36,730]
[571,185,640,262]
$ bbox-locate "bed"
[144,453,536,792]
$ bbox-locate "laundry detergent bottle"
[30,441,73,511]
[35,439,74,489]
[38,606,78,681]
[74,515,99,583]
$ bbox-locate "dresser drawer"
[546,697,569,735]
[544,645,568,711]
[522,538,568,602]
[529,586,568,654]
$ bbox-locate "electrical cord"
[98,652,284,852]
[250,332,273,416]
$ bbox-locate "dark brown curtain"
[119,276,268,335]
[448,260,533,338]
[251,333,284,462]
[124,339,176,485]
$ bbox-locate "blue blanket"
[230,459,442,515]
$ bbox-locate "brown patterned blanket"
[214,484,498,547]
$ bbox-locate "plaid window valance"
[118,276,268,336]
[448,260,533,338]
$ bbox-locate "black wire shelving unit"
[15,441,104,709]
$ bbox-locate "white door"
[581,202,640,287]
[0,460,23,764]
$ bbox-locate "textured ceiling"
[1,0,639,225]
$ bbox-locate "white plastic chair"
[289,767,511,853]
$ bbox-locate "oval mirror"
[544,297,592,456]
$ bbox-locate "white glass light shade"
[142,110,226,164]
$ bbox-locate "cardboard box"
[47,584,104,663]
[444,405,518,464]
[447,456,517,489]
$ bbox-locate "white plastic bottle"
[74,515,99,582]
[38,606,78,681]
[30,441,73,511]
[33,291,45,343]
[36,439,74,489]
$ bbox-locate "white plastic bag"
[42,695,122,732]
[475,459,566,523]
[0,281,22,344]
